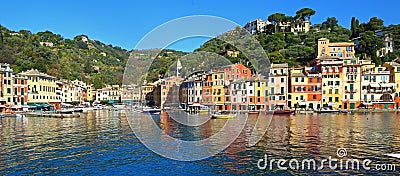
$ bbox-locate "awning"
[328,103,337,106]
[108,100,115,104]
[62,103,74,107]
[28,103,51,108]
[370,83,380,87]
[277,103,286,106]
[299,102,307,106]
[380,83,394,87]
[189,103,202,107]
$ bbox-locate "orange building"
[202,74,213,109]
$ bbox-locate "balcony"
[345,89,358,93]
[269,73,288,76]
[366,89,395,94]
[362,71,390,75]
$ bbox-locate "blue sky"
[1,0,399,52]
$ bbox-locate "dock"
[24,112,80,118]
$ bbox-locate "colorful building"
[269,63,289,110]
[361,65,395,109]
[305,70,322,110]
[18,69,59,109]
[211,72,225,110]
[288,68,308,109]
[1,63,14,105]
[383,62,400,108]
[254,76,268,110]
[316,38,355,58]
[342,58,362,109]
[201,74,213,109]
[318,56,343,109]
[12,76,28,106]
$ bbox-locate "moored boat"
[57,109,74,114]
[211,111,236,119]
[142,107,162,113]
[314,108,339,113]
[273,109,295,115]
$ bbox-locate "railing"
[362,99,394,103]
[345,89,358,93]
[365,90,395,94]
[363,71,391,75]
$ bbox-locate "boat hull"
[273,110,295,115]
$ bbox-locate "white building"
[244,19,271,34]
[361,65,395,107]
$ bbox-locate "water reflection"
[0,111,399,175]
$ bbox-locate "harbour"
[0,110,399,175]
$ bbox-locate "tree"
[268,51,285,63]
[281,15,294,32]
[367,17,384,31]
[295,8,316,21]
[358,31,384,61]
[351,17,360,38]
[322,17,338,29]
[268,13,285,33]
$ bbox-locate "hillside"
[0,25,130,89]
[2,9,400,88]
[0,25,187,89]
[196,10,400,67]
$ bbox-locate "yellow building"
[288,68,308,109]
[141,83,155,106]
[1,64,14,105]
[317,38,355,58]
[383,62,400,94]
[86,84,93,102]
[342,58,362,109]
[212,72,225,110]
[18,69,60,108]
[253,76,268,110]
[319,56,343,109]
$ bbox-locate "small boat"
[274,109,295,115]
[314,108,339,113]
[198,106,211,113]
[16,114,26,118]
[57,109,74,114]
[142,107,162,113]
[339,109,351,114]
[248,110,260,114]
[211,111,236,119]
[113,103,125,110]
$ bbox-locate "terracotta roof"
[18,69,57,79]
[271,63,288,68]
[291,73,306,77]
[328,42,355,47]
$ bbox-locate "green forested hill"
[196,10,400,67]
[2,9,400,88]
[0,25,129,89]
[0,25,188,88]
